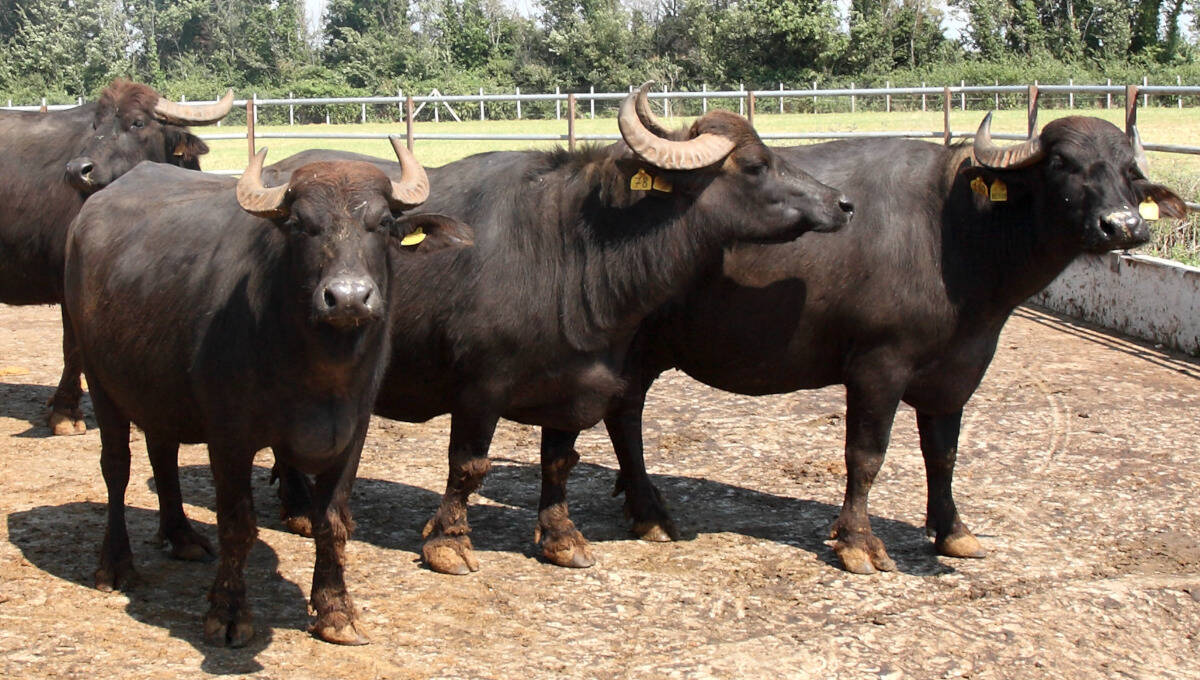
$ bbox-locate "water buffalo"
[535,113,1188,573]
[0,79,232,435]
[265,83,854,573]
[64,139,472,646]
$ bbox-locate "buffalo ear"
[393,213,474,253]
[165,127,210,170]
[1134,180,1190,220]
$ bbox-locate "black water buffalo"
[533,113,1188,573]
[265,83,854,573]
[64,139,472,646]
[0,79,232,435]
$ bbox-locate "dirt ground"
[0,303,1197,679]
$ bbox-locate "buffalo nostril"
[79,161,94,177]
[323,288,338,309]
[837,197,854,215]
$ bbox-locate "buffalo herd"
[0,79,1186,646]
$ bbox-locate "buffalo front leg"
[535,429,594,568]
[48,306,86,435]
[146,434,214,561]
[606,390,678,542]
[270,452,315,537]
[829,374,905,575]
[917,410,986,559]
[92,382,136,591]
[307,417,369,645]
[203,448,257,647]
[421,413,498,575]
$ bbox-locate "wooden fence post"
[480,87,485,121]
[246,97,255,161]
[1028,84,1039,137]
[567,93,576,151]
[289,92,294,125]
[942,86,951,146]
[405,96,414,151]
[590,85,595,119]
[747,90,755,124]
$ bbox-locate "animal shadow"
[7,500,295,674]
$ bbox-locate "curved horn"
[972,111,1044,170]
[633,81,674,138]
[154,89,234,126]
[236,148,290,218]
[1129,125,1150,176]
[619,81,735,171]
[386,136,429,209]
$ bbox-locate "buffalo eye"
[130,118,145,129]
[1047,154,1065,170]
[744,161,768,176]
[377,215,396,234]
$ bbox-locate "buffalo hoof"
[204,609,255,648]
[311,614,369,646]
[48,410,86,436]
[936,531,987,559]
[154,528,216,562]
[538,529,595,569]
[281,514,314,538]
[94,558,137,592]
[422,534,480,575]
[632,520,678,543]
[832,534,896,575]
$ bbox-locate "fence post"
[739,83,745,116]
[921,81,926,111]
[1028,84,1039,137]
[405,96,414,151]
[1179,75,1183,108]
[1069,78,1074,109]
[1125,84,1139,137]
[1106,79,1112,109]
[289,92,294,125]
[40,97,47,112]
[994,79,999,109]
[246,97,255,162]
[747,90,755,124]
[703,83,708,114]
[812,81,817,112]
[850,82,855,113]
[398,89,403,119]
[1143,76,1148,107]
[361,102,366,124]
[885,81,891,113]
[480,87,485,121]
[567,93,576,152]
[516,87,521,120]
[960,80,965,110]
[590,85,595,119]
[942,86,952,145]
[779,82,785,114]
[556,86,561,120]
[663,84,669,118]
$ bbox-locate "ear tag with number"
[970,176,989,198]
[400,227,427,246]
[630,169,653,191]
[989,178,1008,202]
[1139,199,1159,221]
[652,175,673,193]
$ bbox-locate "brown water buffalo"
[263,82,854,573]
[532,112,1188,573]
[0,79,232,435]
[64,139,472,646]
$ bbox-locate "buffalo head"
[66,80,233,193]
[237,137,471,337]
[970,113,1187,253]
[618,82,853,243]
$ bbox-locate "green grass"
[200,106,1200,265]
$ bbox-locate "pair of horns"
[153,90,235,126]
[237,136,430,218]
[618,81,736,170]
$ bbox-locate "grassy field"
[200,106,1200,264]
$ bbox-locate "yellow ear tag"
[970,176,988,198]
[630,169,653,191]
[652,175,673,193]
[1139,199,1159,221]
[400,227,427,246]
[989,178,1008,202]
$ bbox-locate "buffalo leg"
[829,373,905,575]
[270,453,315,537]
[146,434,214,561]
[917,410,986,559]
[535,428,594,568]
[48,306,86,436]
[203,446,257,648]
[606,396,678,542]
[421,413,498,575]
[92,382,136,591]
[307,416,369,645]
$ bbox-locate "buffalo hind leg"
[92,382,136,591]
[917,410,986,559]
[829,371,905,575]
[146,435,214,561]
[270,453,315,537]
[606,389,678,542]
[48,306,86,436]
[203,447,257,647]
[535,429,594,568]
[421,413,498,575]
[307,417,369,645]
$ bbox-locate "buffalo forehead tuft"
[288,161,393,202]
[687,110,762,149]
[97,78,161,118]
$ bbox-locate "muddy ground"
[0,303,1197,679]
